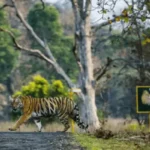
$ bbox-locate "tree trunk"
[72,0,100,132]
[80,89,100,132]
[80,19,100,131]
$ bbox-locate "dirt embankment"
[0,132,85,150]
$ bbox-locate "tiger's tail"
[71,104,88,130]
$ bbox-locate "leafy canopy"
[0,9,18,82]
[27,3,62,43]
[27,4,78,80]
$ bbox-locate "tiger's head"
[9,96,23,111]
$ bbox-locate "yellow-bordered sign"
[136,86,150,113]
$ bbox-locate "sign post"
[136,86,150,130]
[69,88,81,133]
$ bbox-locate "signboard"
[136,86,150,113]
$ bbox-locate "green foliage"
[13,75,69,98]
[142,28,150,46]
[141,15,146,22]
[0,10,9,25]
[125,123,146,132]
[0,9,18,82]
[26,3,78,80]
[74,134,140,150]
[102,9,107,14]
[49,80,68,97]
[0,41,18,82]
[22,75,50,98]
[97,110,105,120]
[27,3,62,43]
[49,36,78,79]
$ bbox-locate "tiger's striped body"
[9,96,88,132]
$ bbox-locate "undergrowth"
[74,118,150,150]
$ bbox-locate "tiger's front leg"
[34,118,43,132]
[9,115,31,131]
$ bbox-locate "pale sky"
[45,0,127,24]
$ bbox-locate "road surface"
[0,132,85,150]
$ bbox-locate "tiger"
[9,96,88,132]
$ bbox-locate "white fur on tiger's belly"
[31,112,42,117]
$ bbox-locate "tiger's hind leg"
[70,105,88,130]
[34,118,42,132]
[59,115,70,132]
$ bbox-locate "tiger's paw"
[8,128,17,131]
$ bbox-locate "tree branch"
[92,16,150,32]
[92,18,116,31]
[34,0,45,12]
[40,0,45,10]
[70,0,84,73]
[72,44,83,72]
[94,57,112,81]
[11,0,48,54]
[0,28,54,65]
[77,0,84,18]
[85,0,91,16]
[94,57,138,82]
[8,0,75,88]
[112,58,138,69]
[0,4,13,10]
[0,28,86,100]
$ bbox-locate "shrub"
[13,75,69,98]
[125,123,146,132]
[49,80,68,97]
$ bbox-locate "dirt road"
[0,132,85,150]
